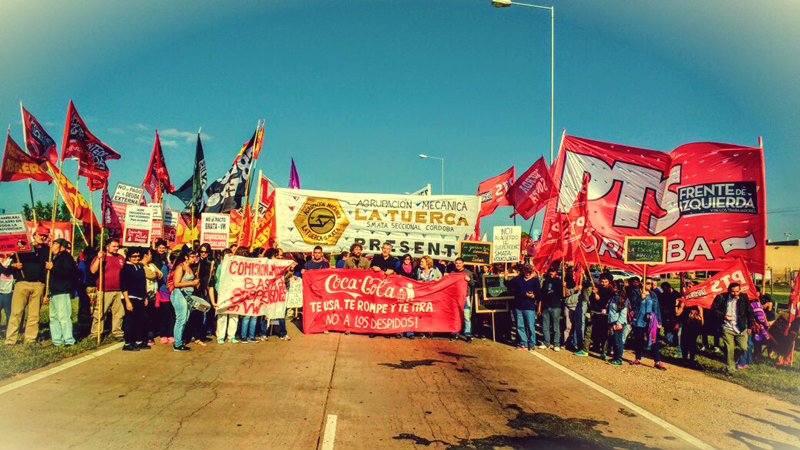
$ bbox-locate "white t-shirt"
[0,257,14,294]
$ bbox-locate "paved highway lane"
[0,323,783,450]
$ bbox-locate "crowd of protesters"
[0,229,788,374]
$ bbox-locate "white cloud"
[159,128,210,143]
[134,123,148,131]
[107,127,125,135]
[160,139,179,147]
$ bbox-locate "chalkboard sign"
[623,236,666,264]
[475,275,510,312]
[458,240,492,265]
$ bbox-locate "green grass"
[0,298,117,380]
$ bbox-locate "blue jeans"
[49,293,75,345]
[0,292,11,326]
[260,317,288,338]
[612,328,625,362]
[171,290,190,347]
[738,334,754,366]
[515,309,536,348]
[240,316,257,341]
[462,295,472,337]
[542,306,561,347]
[569,303,586,349]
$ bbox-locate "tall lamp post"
[418,154,445,195]
[492,0,555,164]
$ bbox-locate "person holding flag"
[2,226,50,345]
[45,238,77,347]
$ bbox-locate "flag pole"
[44,159,63,297]
[18,106,40,227]
[89,190,94,247]
[239,120,262,245]
[250,169,263,248]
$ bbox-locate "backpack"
[166,270,176,293]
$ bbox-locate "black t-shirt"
[370,254,397,272]
[303,259,330,271]
[540,276,564,309]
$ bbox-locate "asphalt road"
[0,323,790,450]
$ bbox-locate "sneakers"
[736,364,749,370]
[147,339,155,346]
[230,338,240,343]
[167,337,175,344]
[122,344,139,352]
[599,352,607,361]
[516,346,527,351]
[610,359,622,366]
[241,339,249,344]
[630,359,641,365]
[464,336,473,343]
[573,350,588,357]
[537,344,546,349]
[217,339,225,344]
[136,342,151,350]
[160,337,169,344]
[655,362,667,370]
[280,335,291,341]
[172,345,190,352]
[553,346,560,352]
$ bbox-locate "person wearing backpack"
[45,239,77,346]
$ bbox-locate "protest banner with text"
[492,226,522,263]
[112,183,144,205]
[275,188,480,260]
[216,255,295,317]
[680,259,756,309]
[0,214,31,253]
[122,205,153,246]
[201,213,231,250]
[302,269,466,334]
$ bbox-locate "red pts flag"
[680,259,756,309]
[142,130,174,203]
[510,157,557,220]
[562,173,591,261]
[61,100,120,191]
[542,135,766,276]
[1,132,53,183]
[302,269,467,334]
[21,105,58,167]
[476,166,514,217]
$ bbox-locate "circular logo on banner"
[294,197,350,245]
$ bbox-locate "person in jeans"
[90,238,126,340]
[505,264,540,350]
[607,288,628,366]
[539,266,566,351]
[45,239,77,347]
[212,248,238,343]
[710,282,754,375]
[170,250,200,352]
[630,278,666,370]
[120,248,149,351]
[447,257,475,343]
[4,226,49,345]
[0,254,15,337]
[571,274,593,356]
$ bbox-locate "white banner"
[492,226,522,263]
[216,255,294,317]
[275,188,480,260]
[409,184,431,196]
[112,183,144,205]
[123,205,153,246]
[286,277,303,308]
[200,213,230,250]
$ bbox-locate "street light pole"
[492,0,555,164]
[418,154,445,195]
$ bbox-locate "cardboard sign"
[201,213,231,250]
[216,255,295,317]
[0,213,31,253]
[492,226,521,263]
[458,240,492,266]
[475,274,511,313]
[112,183,144,205]
[623,236,666,264]
[123,205,153,246]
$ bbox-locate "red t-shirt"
[92,253,126,291]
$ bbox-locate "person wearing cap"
[505,263,541,350]
[3,226,50,345]
[90,238,127,340]
[45,238,77,346]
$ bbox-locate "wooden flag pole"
[250,169,263,248]
[238,120,262,245]
[96,228,105,344]
[27,180,38,226]
[89,188,94,247]
[19,105,39,227]
[44,159,64,296]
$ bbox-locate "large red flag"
[101,182,123,238]
[510,157,557,220]
[0,132,52,183]
[680,259,756,309]
[540,135,766,276]
[21,105,58,167]
[142,130,174,203]
[476,166,514,218]
[61,100,120,191]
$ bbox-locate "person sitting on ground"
[710,282,754,375]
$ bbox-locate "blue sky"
[1,0,798,241]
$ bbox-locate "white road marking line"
[0,343,123,396]
[530,352,717,450]
[321,414,338,450]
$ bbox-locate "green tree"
[22,201,71,222]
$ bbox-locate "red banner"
[510,157,557,220]
[302,269,466,334]
[142,130,174,202]
[25,221,72,245]
[61,100,120,191]
[541,135,766,275]
[476,166,514,218]
[21,106,58,168]
[680,259,756,309]
[1,133,53,183]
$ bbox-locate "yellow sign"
[293,197,349,245]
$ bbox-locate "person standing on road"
[212,248,238,344]
[45,238,77,347]
[4,226,50,345]
[584,274,614,359]
[0,253,15,337]
[395,254,416,279]
[630,278,666,370]
[90,238,126,341]
[675,298,703,366]
[302,246,330,273]
[571,274,593,356]
[370,242,397,275]
[120,248,149,351]
[539,266,566,351]
[505,264,540,351]
[710,283,754,375]
[170,250,200,352]
[607,287,628,366]
[447,257,475,343]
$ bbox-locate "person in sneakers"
[3,226,49,345]
[447,257,475,343]
[120,248,149,351]
[711,282,754,374]
[607,287,628,366]
[630,278,666,370]
[212,248,238,344]
[90,238,126,340]
[585,274,614,359]
[572,274,594,357]
[539,265,567,351]
[505,264,540,350]
[170,250,200,352]
[45,238,77,347]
